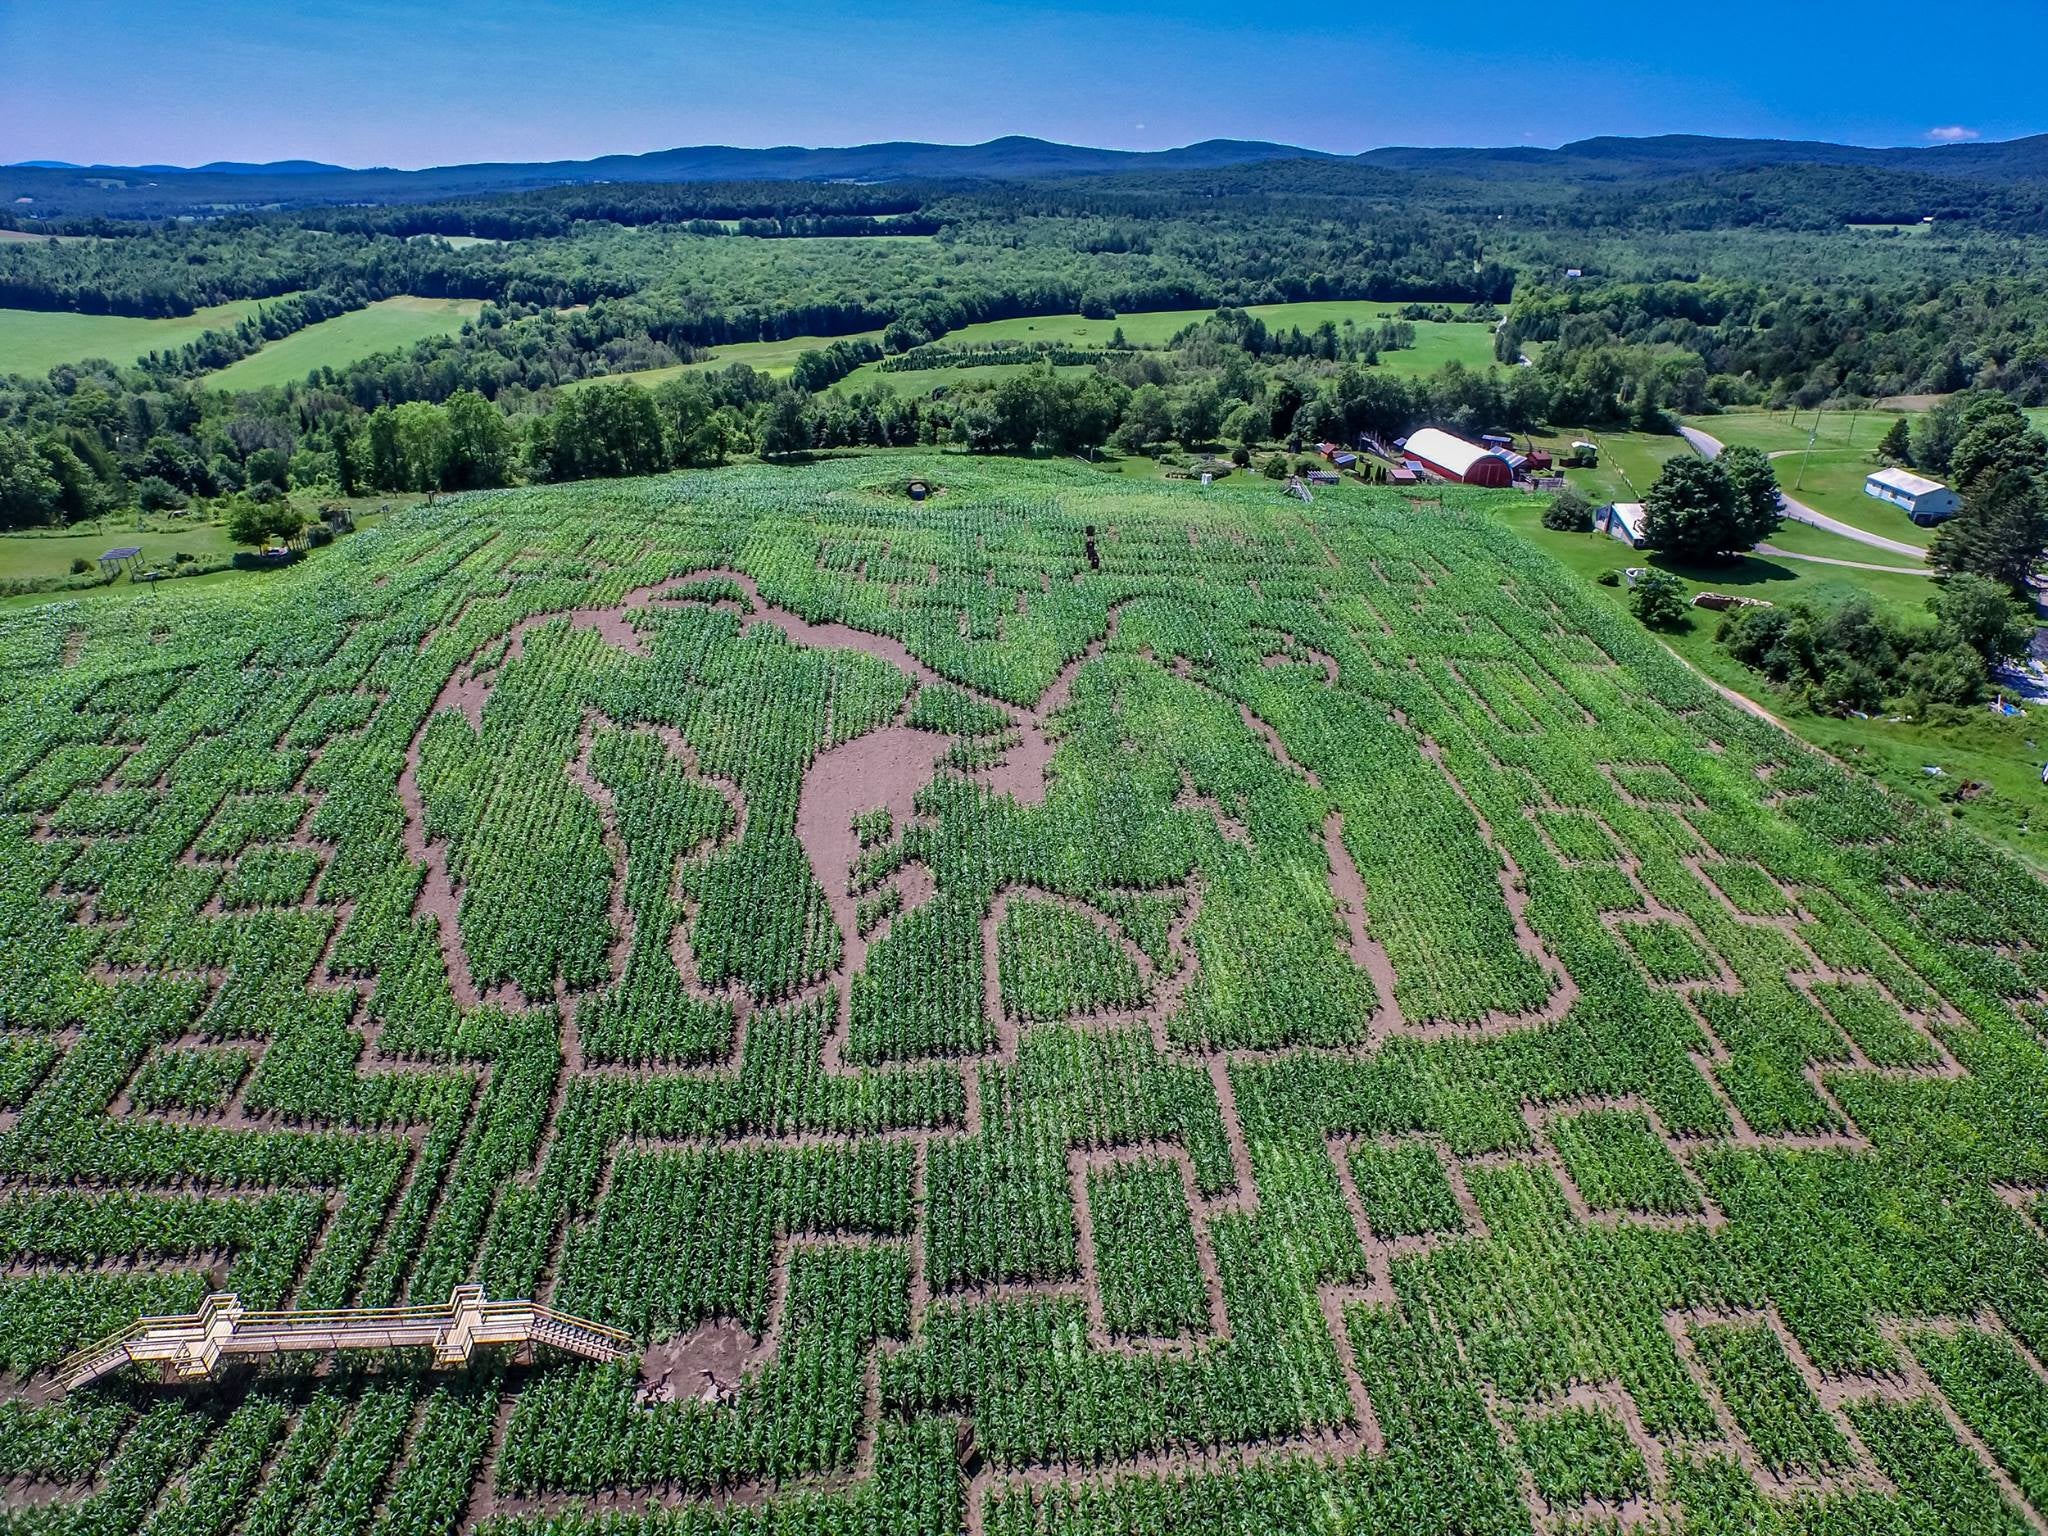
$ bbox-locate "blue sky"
[5,0,2042,167]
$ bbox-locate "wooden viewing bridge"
[58,1284,633,1392]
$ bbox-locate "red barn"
[1401,427,1513,488]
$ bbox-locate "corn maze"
[4,457,2048,1536]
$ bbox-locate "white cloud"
[1926,125,1980,143]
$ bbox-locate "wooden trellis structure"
[59,1285,632,1392]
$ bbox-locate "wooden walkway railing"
[58,1285,633,1392]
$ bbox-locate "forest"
[3,139,2048,537]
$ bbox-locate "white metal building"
[1864,467,1961,526]
[1600,502,1647,548]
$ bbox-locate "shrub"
[1542,487,1595,532]
[137,476,187,512]
[68,556,91,575]
[1629,570,1689,629]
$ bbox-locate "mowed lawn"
[0,297,281,376]
[1770,446,1934,548]
[1516,427,1690,506]
[0,520,244,583]
[208,297,484,391]
[0,497,415,612]
[1698,408,1907,456]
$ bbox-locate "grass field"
[569,328,890,390]
[0,495,414,613]
[832,359,1098,396]
[206,296,485,391]
[4,456,2045,1533]
[0,518,244,584]
[1531,422,1936,557]
[1699,408,1907,456]
[584,303,1498,395]
[0,296,281,376]
[916,303,1500,374]
[1515,427,1691,506]
[1757,514,1930,567]
[1772,446,1936,548]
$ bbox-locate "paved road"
[1678,425,1928,561]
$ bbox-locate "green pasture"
[833,360,1098,397]
[0,297,280,377]
[920,302,1498,373]
[1515,427,1690,506]
[1700,408,1907,456]
[0,496,411,611]
[207,297,485,391]
[571,329,889,390]
[1756,516,1929,569]
[1773,447,1935,549]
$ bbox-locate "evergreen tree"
[1876,417,1911,465]
[1930,464,2048,597]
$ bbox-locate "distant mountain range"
[1358,132,2048,179]
[6,131,2046,220]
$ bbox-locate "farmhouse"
[1400,427,1514,489]
[1600,501,1647,548]
[1864,466,1960,526]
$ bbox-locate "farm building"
[1600,502,1648,548]
[1864,467,1960,526]
[1400,427,1514,488]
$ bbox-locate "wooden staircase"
[58,1285,633,1392]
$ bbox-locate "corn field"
[2,455,2046,1535]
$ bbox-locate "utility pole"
[1794,414,1820,493]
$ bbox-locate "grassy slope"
[0,297,279,375]
[207,297,484,391]
[1773,448,1935,548]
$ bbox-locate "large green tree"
[224,497,306,549]
[1641,454,1776,561]
[0,426,63,530]
[1931,463,2048,597]
[1930,573,2034,665]
[442,389,514,490]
